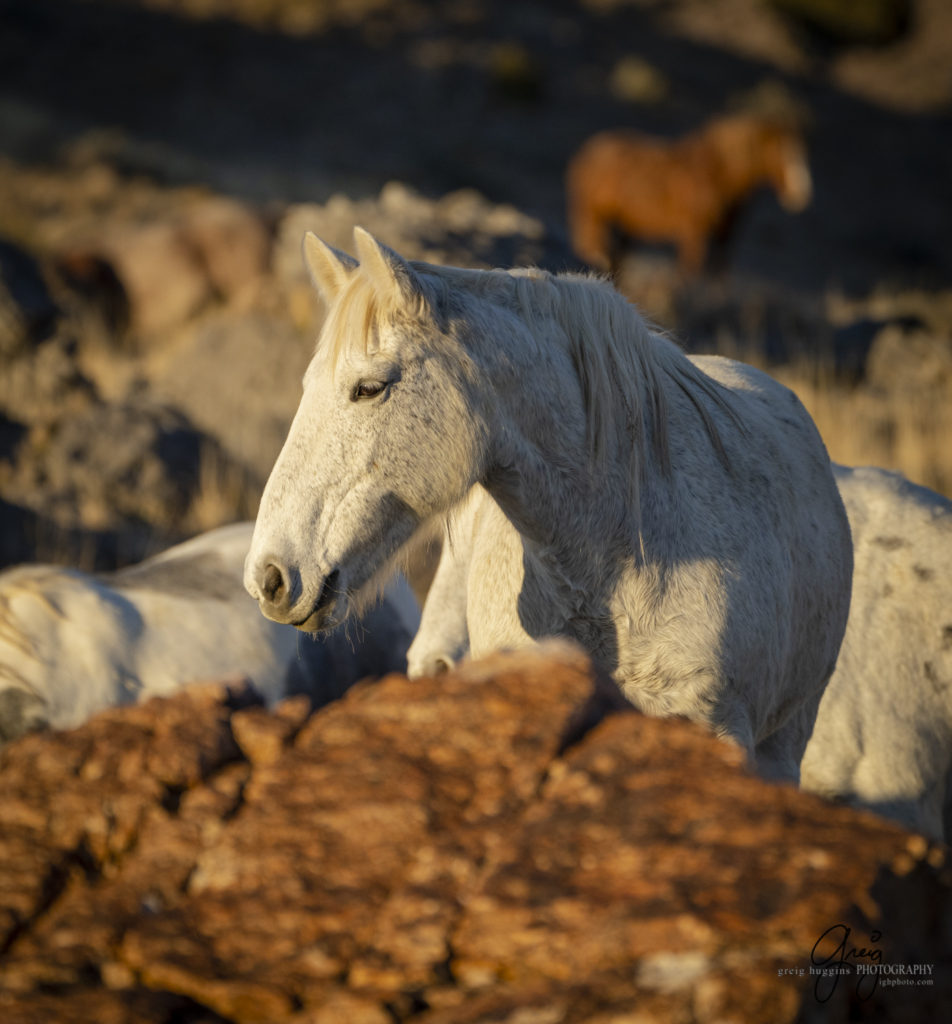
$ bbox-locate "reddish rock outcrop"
[1,646,949,1023]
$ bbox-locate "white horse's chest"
[462,498,729,701]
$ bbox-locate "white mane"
[322,260,736,516]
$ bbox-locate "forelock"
[314,274,386,376]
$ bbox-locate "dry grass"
[184,443,261,537]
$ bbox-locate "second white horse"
[0,522,419,746]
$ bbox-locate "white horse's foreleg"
[754,691,828,786]
[406,527,472,678]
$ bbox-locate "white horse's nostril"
[262,563,287,605]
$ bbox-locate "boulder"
[0,331,94,427]
[50,196,271,342]
[100,220,212,337]
[0,646,949,1022]
[2,397,255,535]
[148,310,314,483]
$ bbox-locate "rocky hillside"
[0,172,559,570]
[1,0,951,569]
[1,647,950,1023]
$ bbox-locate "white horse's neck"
[457,272,675,584]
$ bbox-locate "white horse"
[0,522,419,746]
[245,227,852,782]
[413,467,952,840]
[800,465,952,840]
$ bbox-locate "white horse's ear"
[353,226,422,304]
[302,232,358,305]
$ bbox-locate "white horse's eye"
[351,380,388,402]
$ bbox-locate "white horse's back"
[801,465,952,839]
[0,523,419,746]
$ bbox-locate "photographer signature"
[810,923,883,1002]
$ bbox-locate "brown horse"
[566,113,812,274]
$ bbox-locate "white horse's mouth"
[290,569,343,633]
[292,611,338,634]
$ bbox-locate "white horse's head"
[245,228,487,632]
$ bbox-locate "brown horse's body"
[566,114,812,273]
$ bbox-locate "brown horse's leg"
[568,198,612,271]
[677,231,707,277]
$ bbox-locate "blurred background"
[0,0,950,572]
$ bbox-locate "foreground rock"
[1,647,949,1023]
